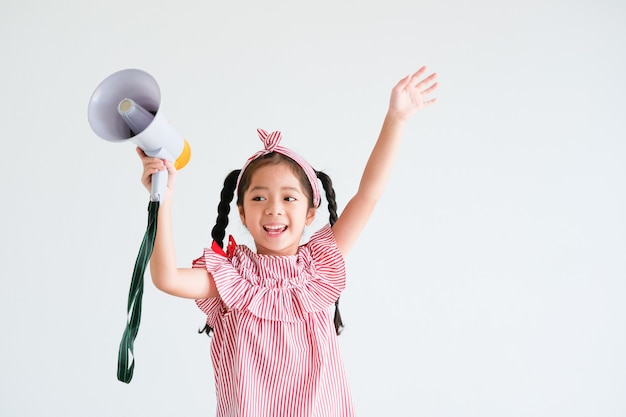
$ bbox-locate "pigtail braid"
[316,171,338,226]
[210,169,241,249]
[201,169,240,338]
[316,170,344,335]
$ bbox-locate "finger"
[137,148,166,170]
[409,66,427,79]
[136,147,160,164]
[394,73,413,90]
[408,66,427,84]
[421,81,439,96]
[421,97,438,107]
[142,158,166,178]
[141,169,153,186]
[415,72,438,89]
[163,159,177,174]
[146,162,165,171]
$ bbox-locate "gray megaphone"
[88,68,191,201]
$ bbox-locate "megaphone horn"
[88,69,191,201]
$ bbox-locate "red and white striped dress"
[194,225,356,417]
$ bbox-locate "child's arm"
[136,148,219,299]
[331,67,438,256]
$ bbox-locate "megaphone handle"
[150,169,168,202]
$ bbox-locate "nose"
[264,200,284,216]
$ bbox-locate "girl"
[137,67,438,417]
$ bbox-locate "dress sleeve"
[304,223,347,297]
[192,247,226,328]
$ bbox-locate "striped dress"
[194,225,356,417]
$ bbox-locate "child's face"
[238,163,316,256]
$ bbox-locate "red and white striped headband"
[237,129,321,207]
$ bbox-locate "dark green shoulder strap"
[117,200,159,383]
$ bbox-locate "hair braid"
[316,170,344,335]
[201,169,240,338]
[210,169,241,249]
[315,171,338,226]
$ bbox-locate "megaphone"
[88,68,191,201]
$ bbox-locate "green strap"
[117,200,159,383]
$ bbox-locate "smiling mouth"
[263,225,287,235]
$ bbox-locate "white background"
[1,0,624,416]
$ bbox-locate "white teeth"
[264,225,286,231]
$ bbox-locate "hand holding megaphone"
[88,69,191,201]
[135,146,177,197]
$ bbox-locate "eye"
[284,196,296,202]
[252,196,266,201]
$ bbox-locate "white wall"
[1,0,624,416]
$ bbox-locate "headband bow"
[237,129,321,207]
[258,129,282,152]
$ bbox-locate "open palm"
[389,66,438,121]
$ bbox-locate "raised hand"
[388,66,438,122]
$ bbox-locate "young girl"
[137,67,438,417]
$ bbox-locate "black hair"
[315,170,343,334]
[200,153,344,337]
[210,169,241,249]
